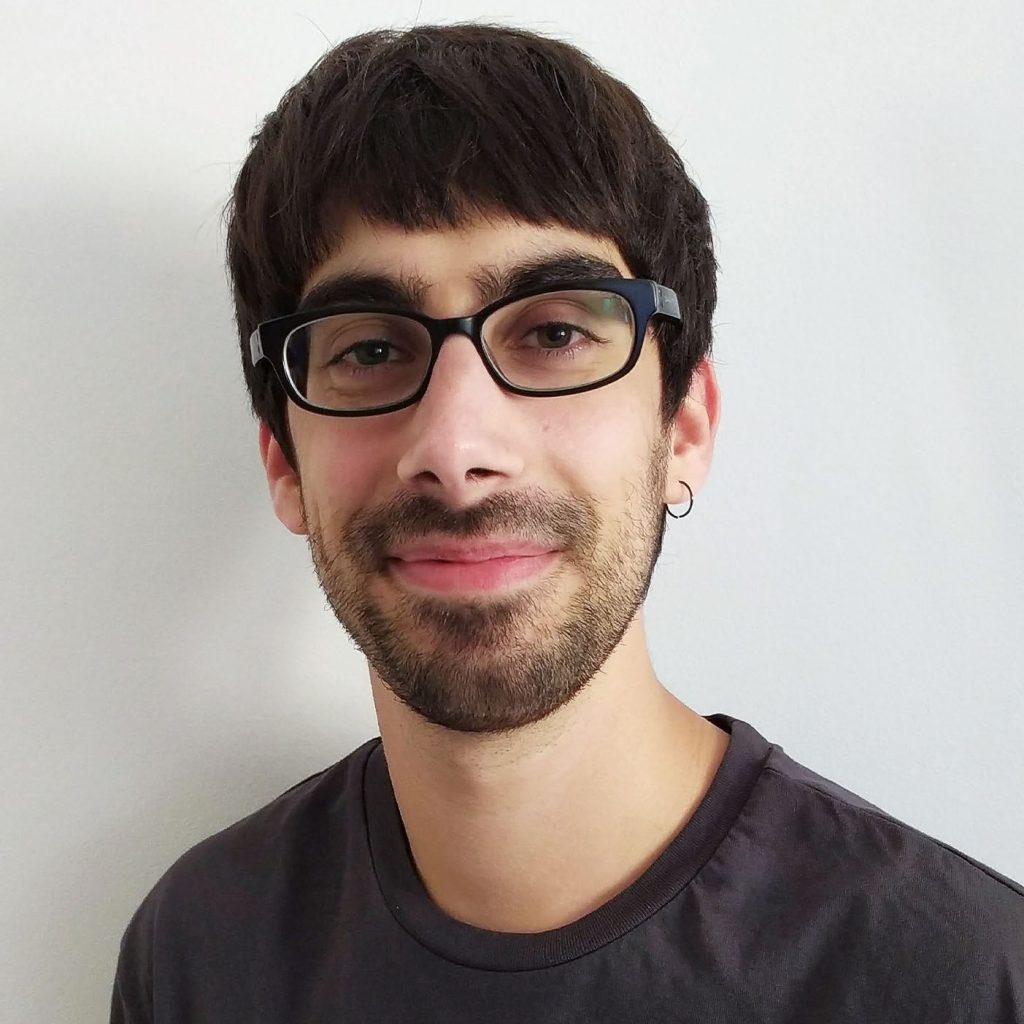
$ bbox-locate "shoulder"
[164,736,378,894]
[737,742,1024,1009]
[111,737,382,1020]
[114,736,380,973]
[761,744,1024,908]
[696,721,1024,1020]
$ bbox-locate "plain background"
[2,1,1022,1019]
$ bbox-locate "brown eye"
[336,340,399,366]
[534,323,580,349]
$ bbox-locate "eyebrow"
[295,249,625,315]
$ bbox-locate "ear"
[259,421,307,535]
[664,357,721,507]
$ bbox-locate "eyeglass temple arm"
[653,283,681,322]
[249,329,264,367]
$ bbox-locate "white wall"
[2,1,1021,1019]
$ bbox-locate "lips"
[388,537,559,563]
[387,553,558,593]
[385,537,562,593]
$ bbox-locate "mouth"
[385,539,562,595]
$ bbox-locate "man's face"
[262,212,709,736]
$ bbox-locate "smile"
[386,550,561,594]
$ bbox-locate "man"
[111,23,1023,1023]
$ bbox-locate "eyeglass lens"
[282,288,636,411]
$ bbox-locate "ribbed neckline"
[363,714,772,971]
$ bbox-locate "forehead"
[302,211,633,313]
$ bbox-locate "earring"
[666,480,693,519]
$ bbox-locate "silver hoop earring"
[666,480,693,519]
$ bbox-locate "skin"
[260,211,729,934]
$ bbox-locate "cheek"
[541,389,661,498]
[293,421,385,522]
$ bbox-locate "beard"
[303,440,670,735]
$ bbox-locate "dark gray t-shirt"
[111,715,1024,1022]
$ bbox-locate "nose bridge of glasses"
[418,313,500,398]
[426,313,486,352]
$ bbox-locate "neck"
[368,614,729,933]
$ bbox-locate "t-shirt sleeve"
[109,907,154,1024]
[104,753,363,1024]
[109,971,148,1024]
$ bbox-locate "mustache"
[338,489,601,570]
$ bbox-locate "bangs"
[322,48,641,240]
[238,28,654,322]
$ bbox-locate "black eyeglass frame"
[249,277,682,417]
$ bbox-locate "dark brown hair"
[226,23,717,468]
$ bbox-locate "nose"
[395,333,526,507]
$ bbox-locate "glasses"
[249,277,682,416]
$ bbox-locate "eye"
[333,339,400,366]
[302,313,428,372]
[530,322,586,349]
